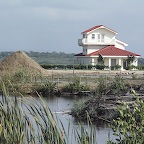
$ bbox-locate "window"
[83,34,87,38]
[101,34,105,42]
[97,34,105,42]
[83,48,87,54]
[92,34,95,39]
[98,34,100,42]
[111,59,116,66]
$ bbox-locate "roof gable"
[81,25,118,34]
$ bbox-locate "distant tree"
[0,51,76,65]
[138,58,144,65]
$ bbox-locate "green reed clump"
[38,79,57,95]
[63,77,90,93]
[0,71,32,94]
[109,75,128,96]
[0,84,66,144]
[0,84,37,144]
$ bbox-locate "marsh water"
[0,95,116,144]
[30,95,116,143]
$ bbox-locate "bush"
[125,65,136,70]
[136,65,144,70]
[62,77,90,93]
[111,64,121,70]
[110,92,144,144]
[41,64,94,70]
[95,64,105,70]
[38,80,57,95]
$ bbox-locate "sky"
[0,0,144,57]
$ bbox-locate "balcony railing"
[78,38,116,46]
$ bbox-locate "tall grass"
[0,83,97,144]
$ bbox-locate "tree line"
[0,51,76,65]
[0,51,144,67]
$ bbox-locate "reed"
[0,83,97,144]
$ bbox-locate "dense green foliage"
[110,95,144,144]
[37,80,57,95]
[41,64,93,70]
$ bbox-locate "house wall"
[83,45,105,54]
[92,57,98,65]
[104,57,124,69]
[85,28,116,44]
[104,58,109,66]
[115,42,125,50]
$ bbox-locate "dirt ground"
[46,69,144,76]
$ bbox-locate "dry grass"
[47,69,144,76]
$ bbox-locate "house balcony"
[78,38,116,46]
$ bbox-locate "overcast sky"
[0,0,144,57]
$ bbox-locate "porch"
[92,57,138,70]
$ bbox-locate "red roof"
[81,25,117,34]
[75,46,140,57]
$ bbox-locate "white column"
[118,58,122,70]
[135,58,138,67]
[92,58,94,66]
[109,58,111,69]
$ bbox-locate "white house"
[75,25,140,70]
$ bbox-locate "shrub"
[95,64,105,70]
[38,80,57,95]
[110,91,144,144]
[109,75,128,96]
[62,77,90,93]
[111,64,121,70]
[136,65,144,70]
[125,64,136,70]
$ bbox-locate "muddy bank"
[71,90,144,122]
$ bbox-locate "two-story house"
[75,25,140,70]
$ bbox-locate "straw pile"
[0,51,48,75]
